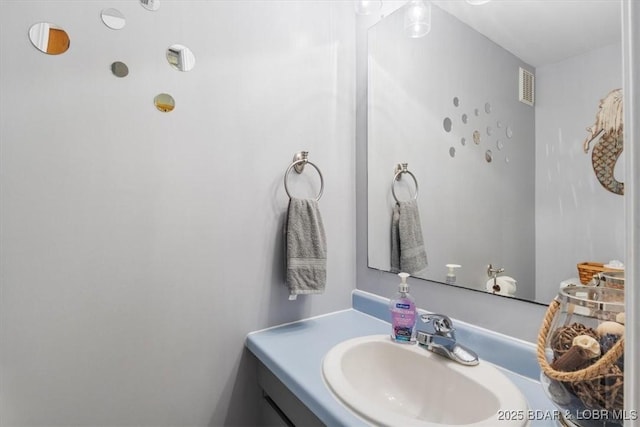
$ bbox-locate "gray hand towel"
[391,206,401,273]
[391,200,427,274]
[286,198,327,296]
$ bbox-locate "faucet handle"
[420,314,454,335]
[487,264,505,278]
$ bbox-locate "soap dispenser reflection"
[445,264,461,285]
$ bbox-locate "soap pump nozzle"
[445,264,461,284]
[398,272,410,293]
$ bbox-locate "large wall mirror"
[367,0,624,304]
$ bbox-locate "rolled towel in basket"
[286,198,327,297]
[391,200,428,274]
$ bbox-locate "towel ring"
[284,151,324,201]
[391,163,418,203]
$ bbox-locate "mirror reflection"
[166,45,196,72]
[111,61,129,78]
[367,1,624,304]
[101,8,126,30]
[154,93,175,112]
[28,22,70,55]
[140,0,160,12]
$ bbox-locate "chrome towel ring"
[392,163,419,203]
[284,151,324,201]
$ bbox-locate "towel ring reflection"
[392,163,419,203]
[284,151,324,201]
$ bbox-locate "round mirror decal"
[449,147,456,158]
[506,125,514,139]
[484,102,492,114]
[154,93,175,112]
[28,22,70,55]
[101,8,126,30]
[485,150,493,163]
[472,130,481,145]
[111,61,129,78]
[166,45,196,72]
[140,0,160,11]
[461,113,468,124]
[443,117,452,132]
[453,97,459,107]
[460,137,466,146]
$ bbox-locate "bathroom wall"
[0,1,355,425]
[534,43,624,303]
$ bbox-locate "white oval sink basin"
[322,335,529,427]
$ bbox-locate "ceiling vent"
[519,67,535,106]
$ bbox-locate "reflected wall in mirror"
[101,8,126,30]
[166,45,196,72]
[367,1,624,304]
[28,22,70,55]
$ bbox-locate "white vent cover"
[519,67,535,106]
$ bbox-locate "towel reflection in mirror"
[391,200,428,275]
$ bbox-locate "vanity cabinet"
[257,361,324,427]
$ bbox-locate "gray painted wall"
[535,43,624,303]
[0,1,355,425]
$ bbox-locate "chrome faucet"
[416,314,479,366]
[487,264,505,293]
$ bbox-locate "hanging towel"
[391,200,428,274]
[286,198,327,297]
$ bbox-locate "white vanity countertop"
[245,290,559,427]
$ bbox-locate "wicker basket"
[577,262,613,284]
[537,287,626,426]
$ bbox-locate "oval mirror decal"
[111,61,129,78]
[166,45,196,72]
[154,93,175,112]
[140,0,160,11]
[101,8,126,30]
[28,22,70,55]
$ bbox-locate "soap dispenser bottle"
[445,264,461,285]
[389,272,417,343]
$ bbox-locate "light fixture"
[354,0,382,15]
[404,0,431,38]
[466,0,491,5]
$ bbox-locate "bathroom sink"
[322,335,529,427]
